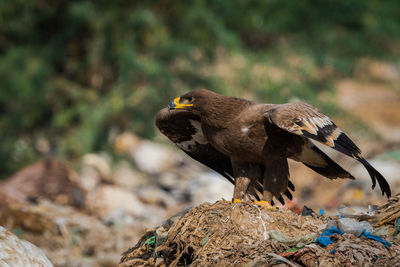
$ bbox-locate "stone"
[190,172,233,205]
[113,161,147,189]
[86,185,146,219]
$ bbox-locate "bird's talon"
[233,198,242,204]
[254,200,276,211]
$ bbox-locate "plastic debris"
[373,226,389,236]
[278,247,313,266]
[338,218,373,236]
[200,228,212,246]
[368,205,378,215]
[279,247,310,258]
[323,226,345,236]
[315,235,333,247]
[319,209,325,216]
[326,220,337,229]
[301,205,315,216]
[145,236,156,246]
[315,226,344,247]
[267,252,301,267]
[284,247,299,253]
[394,217,400,238]
[360,230,392,248]
[269,230,316,247]
[338,205,377,218]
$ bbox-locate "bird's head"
[168,89,214,114]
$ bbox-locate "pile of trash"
[120,197,400,266]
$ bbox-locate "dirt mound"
[120,200,400,267]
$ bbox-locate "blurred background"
[0,1,400,266]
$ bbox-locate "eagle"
[155,89,391,207]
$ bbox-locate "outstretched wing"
[156,108,235,184]
[265,102,391,197]
[156,108,293,203]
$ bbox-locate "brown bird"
[156,89,391,207]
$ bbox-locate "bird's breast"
[202,120,268,162]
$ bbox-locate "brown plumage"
[156,89,391,204]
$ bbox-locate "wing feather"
[265,102,361,157]
[265,102,391,197]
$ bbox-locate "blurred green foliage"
[0,0,399,176]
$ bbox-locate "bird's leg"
[233,176,252,203]
[255,167,279,210]
[231,161,258,203]
[262,190,274,203]
[255,156,289,210]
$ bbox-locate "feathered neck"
[197,94,254,128]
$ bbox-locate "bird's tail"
[357,157,391,198]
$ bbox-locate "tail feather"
[357,157,391,198]
[302,145,354,179]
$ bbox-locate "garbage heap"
[120,195,400,267]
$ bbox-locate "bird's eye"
[187,97,193,102]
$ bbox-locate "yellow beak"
[168,97,193,110]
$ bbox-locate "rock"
[0,159,85,209]
[132,140,182,174]
[189,172,233,205]
[80,153,114,191]
[136,186,178,208]
[82,153,112,182]
[158,172,181,189]
[0,226,53,267]
[338,218,373,236]
[114,132,182,174]
[113,161,147,189]
[87,185,147,219]
[79,165,101,192]
[160,169,264,206]
[0,199,120,266]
